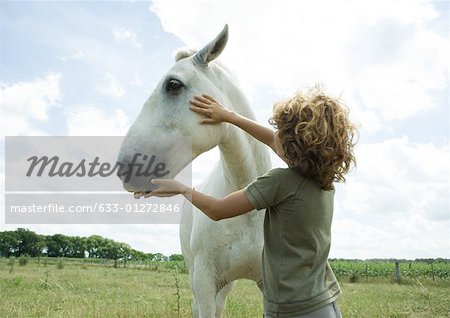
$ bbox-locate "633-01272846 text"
[9,203,181,214]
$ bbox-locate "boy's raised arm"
[190,94,276,152]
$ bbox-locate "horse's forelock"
[175,48,197,62]
[175,48,233,75]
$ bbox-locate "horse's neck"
[211,66,271,191]
[218,125,271,191]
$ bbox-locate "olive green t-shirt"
[244,167,341,317]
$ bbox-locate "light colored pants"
[265,301,342,318]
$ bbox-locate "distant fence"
[0,256,188,273]
[329,259,450,282]
[2,257,448,281]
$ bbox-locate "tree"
[100,239,132,267]
[169,254,184,262]
[0,229,168,262]
[0,231,18,257]
[86,235,105,258]
[46,234,72,257]
[152,253,165,262]
[69,236,87,258]
[130,249,147,260]
[15,228,43,257]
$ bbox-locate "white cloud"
[66,106,130,136]
[113,27,142,50]
[96,72,126,98]
[357,66,435,121]
[149,0,449,258]
[58,49,85,62]
[0,73,61,135]
[151,0,449,133]
[333,137,449,258]
[191,147,220,186]
[331,214,449,259]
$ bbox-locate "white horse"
[117,25,271,317]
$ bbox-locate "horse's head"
[117,25,236,193]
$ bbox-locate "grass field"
[0,258,449,317]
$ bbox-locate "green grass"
[0,259,448,317]
[338,280,450,318]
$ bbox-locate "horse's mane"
[175,48,196,62]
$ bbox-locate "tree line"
[0,228,183,262]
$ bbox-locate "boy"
[146,86,357,317]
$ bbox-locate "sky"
[0,0,449,259]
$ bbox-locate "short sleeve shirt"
[244,167,341,316]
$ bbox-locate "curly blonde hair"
[270,85,358,191]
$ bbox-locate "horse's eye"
[165,78,184,93]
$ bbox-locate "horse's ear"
[193,24,228,66]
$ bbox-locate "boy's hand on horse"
[190,94,234,124]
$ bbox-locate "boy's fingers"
[151,179,162,184]
[148,191,176,197]
[202,94,216,103]
[190,105,209,115]
[190,99,209,108]
[193,95,211,104]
